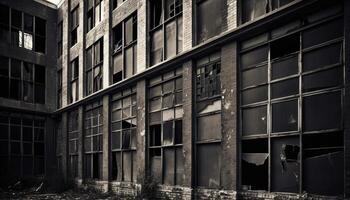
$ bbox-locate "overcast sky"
[46,0,61,5]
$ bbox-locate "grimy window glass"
[68,110,79,178]
[0,4,10,42]
[149,0,183,66]
[111,86,137,182]
[148,68,184,185]
[84,101,103,179]
[86,39,103,96]
[241,0,296,24]
[1,57,45,104]
[240,6,344,195]
[69,58,79,103]
[71,6,79,47]
[112,13,137,84]
[0,113,45,177]
[195,52,222,189]
[196,0,223,43]
[86,0,104,32]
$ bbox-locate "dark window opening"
[71,6,79,46]
[197,0,223,43]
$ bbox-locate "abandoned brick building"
[0,0,349,199]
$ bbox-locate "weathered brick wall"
[194,188,237,200]
[109,182,140,197]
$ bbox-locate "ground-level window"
[240,6,344,195]
[0,113,45,178]
[68,110,79,178]
[148,68,184,185]
[111,86,137,182]
[195,52,222,188]
[84,101,103,179]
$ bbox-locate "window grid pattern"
[86,39,103,96]
[112,13,137,84]
[111,86,137,182]
[86,0,104,32]
[240,9,344,195]
[0,57,45,104]
[84,101,103,179]
[69,58,79,103]
[149,0,183,66]
[195,54,222,189]
[71,6,79,47]
[0,114,45,177]
[68,110,79,178]
[148,68,184,186]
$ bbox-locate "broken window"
[240,8,344,195]
[86,0,104,32]
[84,101,103,179]
[58,21,63,57]
[196,53,222,188]
[0,114,45,177]
[69,58,79,103]
[68,110,79,178]
[150,0,183,66]
[148,69,184,185]
[23,14,33,50]
[111,87,137,182]
[0,4,9,42]
[34,17,46,53]
[197,0,223,43]
[86,39,103,96]
[241,0,296,23]
[196,53,221,100]
[112,13,137,83]
[71,6,79,46]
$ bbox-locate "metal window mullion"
[267,41,271,192]
[298,31,303,194]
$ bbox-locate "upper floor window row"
[86,39,103,96]
[87,0,104,32]
[149,0,183,66]
[241,0,296,23]
[71,6,79,46]
[0,4,46,54]
[112,0,125,10]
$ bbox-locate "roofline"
[34,0,57,9]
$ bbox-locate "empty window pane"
[163,121,173,145]
[197,144,221,188]
[242,106,267,136]
[304,92,341,132]
[242,65,267,88]
[151,29,163,65]
[303,67,342,92]
[163,149,175,185]
[303,43,342,72]
[272,100,298,132]
[272,55,298,80]
[197,0,222,43]
[165,20,176,59]
[271,34,299,59]
[271,78,299,99]
[242,0,267,23]
[302,18,343,49]
[241,46,268,69]
[242,85,268,105]
[197,114,221,141]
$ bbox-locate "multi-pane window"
[112,0,125,10]
[240,6,344,196]
[69,58,79,103]
[57,68,62,108]
[68,110,79,178]
[196,0,223,43]
[111,87,137,182]
[148,69,184,185]
[0,56,45,104]
[241,0,295,23]
[84,101,103,179]
[86,39,103,96]
[71,6,79,47]
[149,0,183,66]
[0,114,45,177]
[58,21,63,57]
[112,13,137,83]
[55,117,62,172]
[10,8,46,53]
[0,4,10,43]
[195,53,222,188]
[86,0,104,32]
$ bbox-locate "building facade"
[0,0,350,199]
